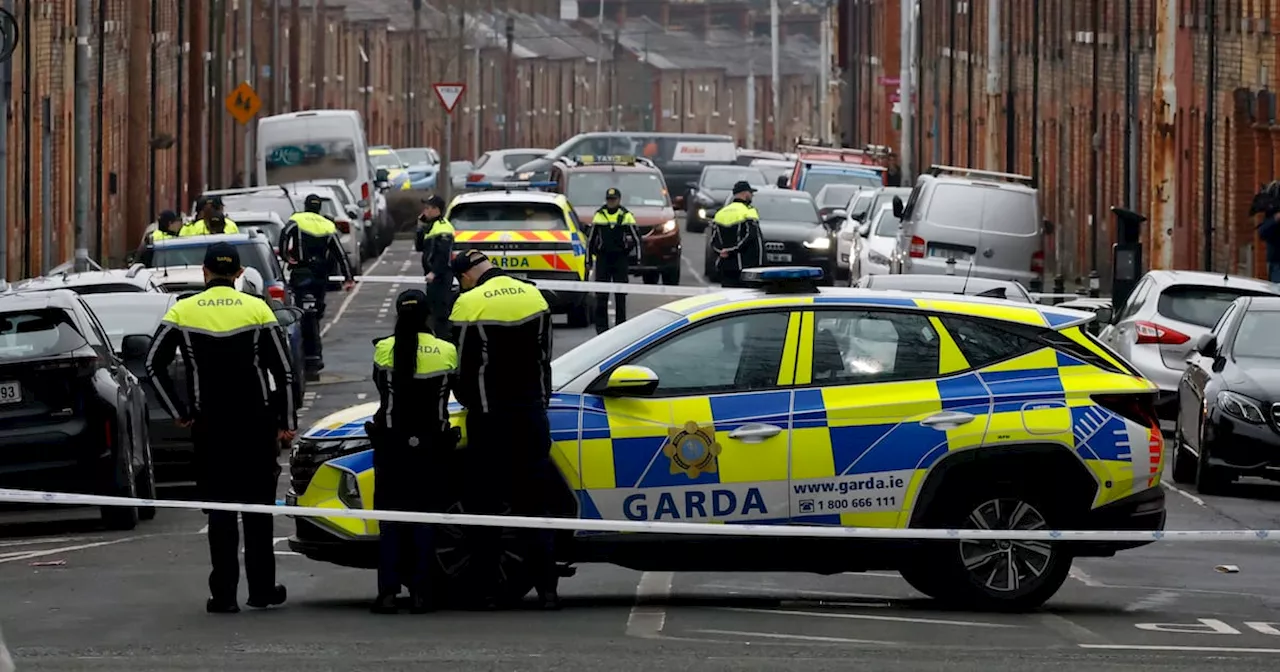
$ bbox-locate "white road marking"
[682,252,706,286]
[1070,566,1104,587]
[1125,590,1179,613]
[717,607,1016,629]
[356,393,368,400]
[197,525,208,534]
[1079,643,1280,654]
[843,571,905,579]
[321,247,390,338]
[1161,481,1206,507]
[0,537,144,564]
[690,629,898,646]
[0,536,85,548]
[1036,613,1109,645]
[626,571,673,639]
[698,582,897,602]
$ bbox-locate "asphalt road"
[4,233,1280,670]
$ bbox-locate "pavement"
[4,234,1280,670]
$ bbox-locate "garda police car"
[446,184,591,326]
[286,267,1166,611]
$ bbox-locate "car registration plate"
[0,381,20,404]
[767,253,792,263]
[929,248,972,262]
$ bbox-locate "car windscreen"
[1232,311,1280,358]
[818,185,863,208]
[1158,286,1276,328]
[872,206,901,236]
[566,172,668,209]
[925,184,1038,233]
[369,152,404,169]
[152,243,278,282]
[752,194,820,223]
[753,163,790,185]
[70,283,146,295]
[81,299,168,351]
[0,309,87,360]
[703,167,768,190]
[218,194,296,223]
[803,170,882,196]
[265,138,360,185]
[237,220,284,244]
[449,201,568,231]
[395,148,435,166]
[551,308,683,389]
[503,153,545,170]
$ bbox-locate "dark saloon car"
[0,289,155,528]
[704,188,838,284]
[685,165,770,233]
[1175,296,1280,493]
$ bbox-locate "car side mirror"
[858,222,871,237]
[357,198,370,208]
[892,195,905,219]
[345,205,361,219]
[375,168,390,182]
[602,365,660,397]
[685,181,699,190]
[1195,333,1218,358]
[1094,306,1113,328]
[121,334,152,363]
[776,175,789,188]
[826,208,848,223]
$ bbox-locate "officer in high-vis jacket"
[710,181,763,287]
[181,196,240,236]
[588,187,641,334]
[144,242,296,614]
[449,250,561,610]
[279,193,355,374]
[414,195,456,338]
[136,210,183,266]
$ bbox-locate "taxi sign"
[225,81,262,125]
[576,154,637,166]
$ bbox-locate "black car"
[704,188,838,284]
[685,165,769,233]
[1174,295,1280,493]
[855,274,1035,303]
[0,289,155,529]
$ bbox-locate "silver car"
[1097,270,1280,417]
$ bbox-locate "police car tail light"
[267,285,286,302]
[1133,320,1189,345]
[908,236,926,258]
[1092,393,1160,431]
[337,471,363,509]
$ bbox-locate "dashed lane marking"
[689,629,899,646]
[0,537,86,548]
[715,607,1018,629]
[1161,481,1206,507]
[1079,643,1280,654]
[0,536,145,564]
[1036,613,1109,645]
[626,571,673,639]
[1124,590,1180,613]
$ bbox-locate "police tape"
[331,274,1088,303]
[0,487,1273,542]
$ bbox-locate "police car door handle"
[728,423,782,442]
[920,411,975,429]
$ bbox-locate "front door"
[579,310,800,526]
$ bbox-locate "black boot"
[246,584,287,609]
[536,576,561,611]
[371,593,399,614]
[206,597,240,614]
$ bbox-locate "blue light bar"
[465,180,559,190]
[741,266,825,282]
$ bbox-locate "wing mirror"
[892,195,905,219]
[825,209,848,227]
[1093,306,1113,330]
[345,205,361,219]
[375,168,389,182]
[776,175,789,188]
[601,365,660,397]
[1195,333,1218,358]
[121,334,153,363]
[857,222,871,237]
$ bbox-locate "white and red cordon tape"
[0,488,1272,542]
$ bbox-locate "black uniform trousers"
[425,280,453,339]
[289,270,328,363]
[466,408,558,592]
[378,522,435,597]
[194,417,279,604]
[593,253,630,334]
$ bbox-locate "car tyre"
[923,488,1072,612]
[661,263,681,286]
[102,421,140,531]
[1171,413,1197,485]
[433,498,535,609]
[642,271,659,285]
[686,216,706,234]
[134,422,157,521]
[1194,427,1232,495]
[566,298,591,329]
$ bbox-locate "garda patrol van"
[445,183,591,327]
[286,267,1167,613]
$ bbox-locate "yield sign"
[433,82,466,114]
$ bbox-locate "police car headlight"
[660,219,676,233]
[337,471,364,509]
[804,236,831,250]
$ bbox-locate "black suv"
[0,289,155,529]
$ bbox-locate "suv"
[12,265,164,295]
[146,232,290,304]
[890,165,1044,287]
[549,155,682,285]
[0,288,155,529]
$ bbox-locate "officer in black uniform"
[144,243,297,614]
[587,187,641,334]
[368,289,459,614]
[279,193,355,375]
[414,195,456,338]
[449,250,561,610]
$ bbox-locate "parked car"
[145,232,291,305]
[279,182,364,270]
[796,163,885,196]
[193,186,298,225]
[1098,270,1280,419]
[855,274,1035,303]
[848,203,903,282]
[223,211,287,255]
[464,148,552,186]
[1055,298,1114,336]
[368,147,412,191]
[394,147,440,190]
[684,165,770,233]
[0,289,155,528]
[449,160,473,192]
[12,265,165,295]
[1175,295,1280,493]
[814,183,865,220]
[704,188,837,283]
[749,158,795,187]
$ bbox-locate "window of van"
[264,139,360,185]
[449,201,568,231]
[925,184,1037,233]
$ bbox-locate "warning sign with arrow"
[433,82,466,114]
[225,81,262,126]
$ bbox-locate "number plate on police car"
[766,253,792,263]
[0,381,21,404]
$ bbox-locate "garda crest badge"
[664,421,721,478]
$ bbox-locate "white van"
[256,110,389,246]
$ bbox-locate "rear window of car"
[0,309,87,360]
[1157,285,1275,328]
[449,201,568,231]
[802,171,882,196]
[80,299,169,351]
[503,153,544,170]
[924,184,1037,234]
[70,283,145,295]
[151,242,280,282]
[238,220,284,244]
[216,194,297,224]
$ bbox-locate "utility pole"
[290,0,300,110]
[243,0,253,184]
[440,5,464,201]
[271,0,281,114]
[412,0,421,146]
[947,0,955,162]
[1031,0,1041,186]
[74,0,92,271]
[1202,0,1217,271]
[611,23,620,131]
[595,0,604,132]
[126,0,150,248]
[0,0,11,277]
[504,15,515,145]
[1150,0,1176,271]
[188,1,208,202]
[770,0,780,151]
[747,30,756,149]
[212,0,226,188]
[1122,0,1133,206]
[899,0,914,182]
[818,0,831,145]
[313,0,324,108]
[1003,0,1015,174]
[1089,0,1100,274]
[983,0,1000,171]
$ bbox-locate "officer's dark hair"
[392,289,431,399]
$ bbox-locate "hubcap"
[959,498,1053,593]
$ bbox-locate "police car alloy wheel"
[432,499,535,607]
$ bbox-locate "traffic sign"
[433,82,466,114]
[225,81,262,125]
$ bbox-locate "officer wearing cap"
[181,195,240,236]
[448,250,561,610]
[280,193,355,376]
[135,210,184,266]
[367,289,459,614]
[144,242,297,614]
[588,187,641,334]
[414,194,456,337]
[711,180,763,287]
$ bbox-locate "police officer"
[414,195,456,338]
[449,250,560,610]
[181,196,240,236]
[368,289,459,614]
[280,193,355,374]
[588,187,642,334]
[144,243,297,614]
[135,210,183,266]
[710,181,763,287]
